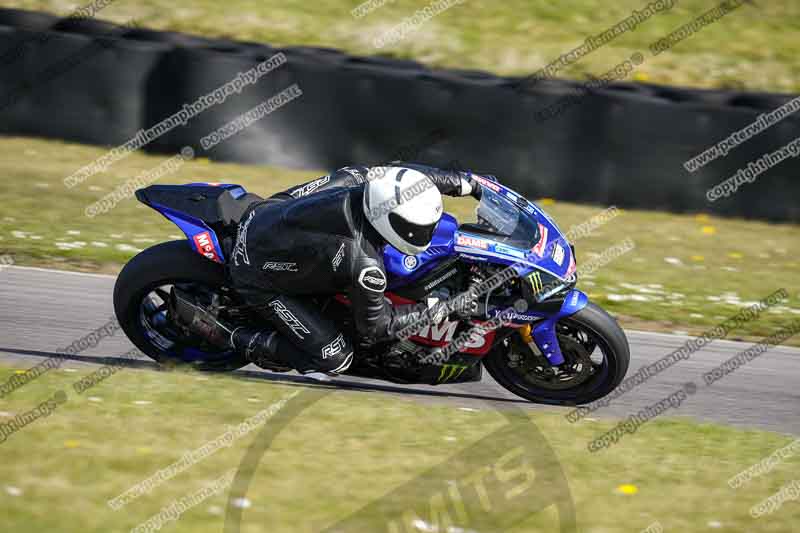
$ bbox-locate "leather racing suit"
[226,163,478,374]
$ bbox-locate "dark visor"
[388,212,437,246]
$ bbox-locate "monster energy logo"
[438,363,469,383]
[527,271,543,294]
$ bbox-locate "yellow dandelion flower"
[701,226,717,235]
[616,484,639,495]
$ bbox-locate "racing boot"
[230,327,292,372]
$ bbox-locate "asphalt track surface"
[1,266,797,435]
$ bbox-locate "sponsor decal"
[423,268,458,292]
[567,251,577,276]
[437,363,469,383]
[414,320,491,352]
[403,255,419,270]
[495,243,527,259]
[192,231,219,262]
[552,243,565,266]
[358,266,387,293]
[332,242,346,272]
[321,333,346,360]
[570,291,580,307]
[502,310,538,322]
[268,300,311,340]
[527,271,543,295]
[417,321,459,345]
[530,223,549,256]
[290,175,330,198]
[262,261,298,272]
[472,175,501,192]
[459,253,488,262]
[456,235,490,250]
[232,210,255,266]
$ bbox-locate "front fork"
[490,289,589,366]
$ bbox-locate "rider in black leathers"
[174,163,481,374]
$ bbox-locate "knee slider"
[325,351,354,375]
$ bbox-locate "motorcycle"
[114,175,629,405]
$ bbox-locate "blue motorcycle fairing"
[488,289,589,365]
[138,181,248,264]
[531,289,588,365]
[452,236,574,303]
[149,202,226,264]
[185,182,246,199]
[384,213,458,288]
[141,182,247,264]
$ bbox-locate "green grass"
[0,364,798,532]
[1,135,798,344]
[0,137,314,271]
[5,0,800,93]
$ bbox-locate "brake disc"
[510,332,594,391]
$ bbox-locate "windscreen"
[475,186,540,249]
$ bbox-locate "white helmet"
[363,167,443,255]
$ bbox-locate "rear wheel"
[113,240,249,371]
[483,302,629,405]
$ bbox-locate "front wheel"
[483,302,630,405]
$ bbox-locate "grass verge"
[8,0,800,93]
[0,363,798,532]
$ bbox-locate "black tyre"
[113,240,249,371]
[483,302,630,405]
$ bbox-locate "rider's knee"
[321,350,353,374]
[315,333,353,374]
